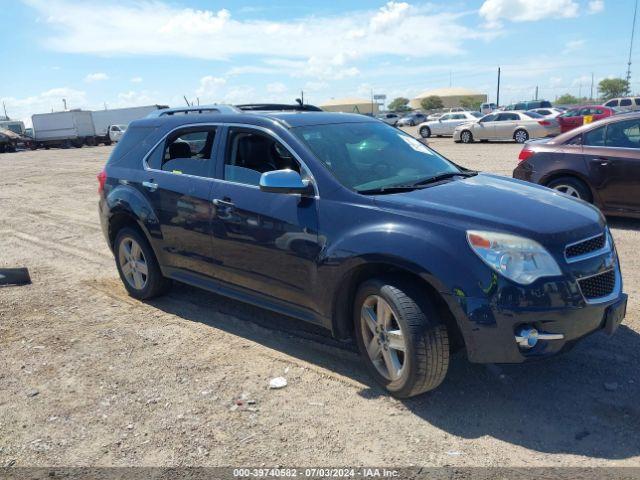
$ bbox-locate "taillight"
[97,169,107,194]
[518,147,535,163]
[538,120,551,126]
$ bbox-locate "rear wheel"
[354,277,449,398]
[547,176,592,202]
[419,126,431,138]
[514,129,529,144]
[460,130,473,143]
[114,227,171,300]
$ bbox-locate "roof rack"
[235,103,323,112]
[147,104,240,117]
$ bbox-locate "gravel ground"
[0,135,638,467]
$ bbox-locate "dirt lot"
[1,136,639,467]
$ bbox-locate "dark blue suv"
[99,106,627,398]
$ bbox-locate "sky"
[0,0,636,125]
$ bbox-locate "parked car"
[480,102,498,114]
[107,124,127,143]
[453,111,559,144]
[397,112,427,126]
[417,111,483,138]
[514,112,640,218]
[603,97,640,111]
[426,108,467,121]
[503,100,553,111]
[376,113,400,126]
[99,107,626,398]
[528,107,564,118]
[557,105,615,133]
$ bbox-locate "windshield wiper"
[409,170,477,186]
[357,170,478,195]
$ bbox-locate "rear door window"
[620,99,633,107]
[604,99,619,107]
[160,128,217,177]
[480,114,498,122]
[496,113,518,121]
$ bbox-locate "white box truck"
[91,105,167,145]
[31,110,96,149]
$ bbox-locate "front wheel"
[114,227,171,300]
[354,277,449,398]
[419,126,431,138]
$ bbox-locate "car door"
[559,109,582,132]
[433,114,451,134]
[209,126,321,311]
[474,113,498,139]
[141,126,220,277]
[447,113,470,134]
[493,113,518,139]
[583,119,640,213]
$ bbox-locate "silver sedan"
[453,111,560,144]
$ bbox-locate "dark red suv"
[513,112,640,218]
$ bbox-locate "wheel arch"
[330,259,465,352]
[539,169,597,203]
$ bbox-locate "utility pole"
[590,73,594,100]
[626,0,638,94]
[2,101,7,119]
[63,98,67,111]
[301,90,304,106]
[496,67,501,107]
[534,85,538,100]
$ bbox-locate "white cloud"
[84,72,108,82]
[588,0,605,14]
[479,0,579,26]
[195,76,227,100]
[130,76,143,83]
[25,0,497,80]
[1,87,87,126]
[266,82,287,94]
[562,39,585,54]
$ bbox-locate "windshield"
[293,122,460,192]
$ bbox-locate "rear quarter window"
[106,126,158,167]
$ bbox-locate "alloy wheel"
[461,131,471,143]
[118,237,149,290]
[360,295,407,381]
[553,184,581,198]
[514,130,529,143]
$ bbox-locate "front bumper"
[443,248,626,364]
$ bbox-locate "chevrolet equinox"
[99,106,627,398]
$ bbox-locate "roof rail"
[147,104,240,117]
[236,103,323,112]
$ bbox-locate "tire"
[546,176,592,202]
[409,120,415,126]
[104,140,112,146]
[460,130,473,143]
[514,129,529,144]
[114,227,171,300]
[354,277,450,398]
[419,126,431,138]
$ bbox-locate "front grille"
[566,233,606,259]
[578,269,616,300]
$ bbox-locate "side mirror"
[259,169,313,195]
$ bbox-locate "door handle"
[592,158,611,166]
[142,181,158,192]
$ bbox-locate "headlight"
[467,230,561,285]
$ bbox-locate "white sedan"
[528,107,564,119]
[417,111,483,138]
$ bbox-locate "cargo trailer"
[91,105,167,145]
[31,110,96,149]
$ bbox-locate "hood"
[372,173,604,247]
